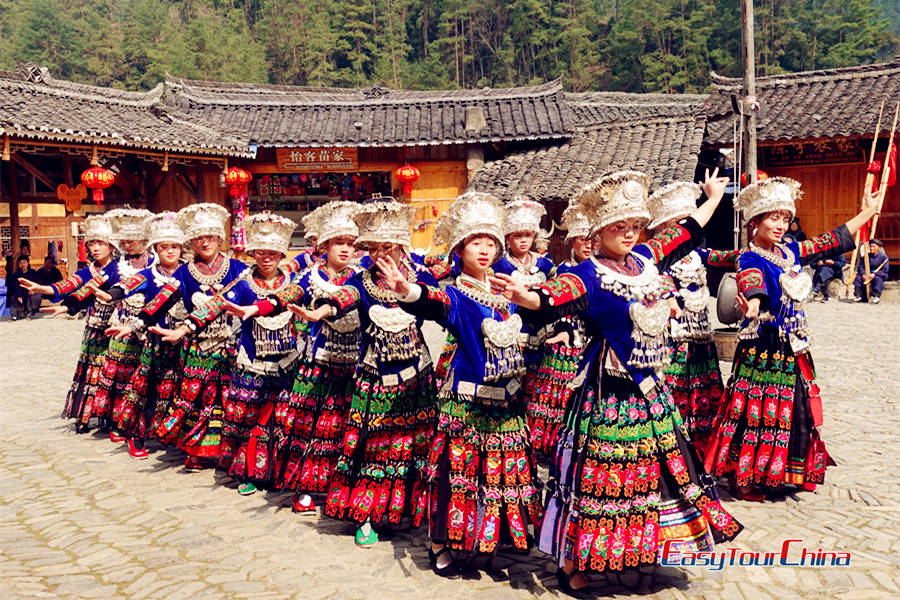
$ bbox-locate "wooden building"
[0,63,252,277]
[705,57,900,273]
[162,76,574,251]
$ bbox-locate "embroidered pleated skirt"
[426,390,544,554]
[324,365,437,528]
[704,327,831,490]
[540,371,742,574]
[113,335,181,440]
[664,338,725,457]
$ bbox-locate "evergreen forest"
[1,0,897,93]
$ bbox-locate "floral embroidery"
[797,231,838,258]
[537,273,587,306]
[706,249,739,268]
[425,285,451,305]
[643,223,691,263]
[737,268,765,295]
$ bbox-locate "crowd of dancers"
[20,168,877,594]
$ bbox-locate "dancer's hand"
[104,325,134,339]
[489,273,540,309]
[88,284,112,303]
[223,299,259,321]
[149,324,189,342]
[736,293,760,319]
[40,305,68,318]
[668,297,683,320]
[545,331,571,345]
[287,304,331,322]
[375,256,411,297]
[699,167,730,202]
[19,278,52,296]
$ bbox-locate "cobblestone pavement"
[1,301,898,600]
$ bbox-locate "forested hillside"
[0,0,896,93]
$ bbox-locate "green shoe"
[355,524,378,547]
[237,482,257,496]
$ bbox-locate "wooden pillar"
[62,157,77,275]
[740,0,758,247]
[8,160,20,260]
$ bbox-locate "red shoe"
[292,493,316,514]
[184,457,204,472]
[801,482,817,492]
[109,431,126,443]
[127,439,149,460]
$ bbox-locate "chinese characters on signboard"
[762,139,863,167]
[275,148,358,172]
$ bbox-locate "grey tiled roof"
[705,56,900,145]
[566,91,708,127]
[467,115,705,201]
[0,63,253,156]
[163,75,575,147]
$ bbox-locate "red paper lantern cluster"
[80,166,116,206]
[740,169,769,187]
[224,166,252,197]
[395,164,420,199]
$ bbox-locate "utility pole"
[739,0,758,248]
[741,0,758,187]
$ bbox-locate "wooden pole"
[739,0,757,249]
[845,101,884,287]
[866,101,899,297]
[8,160,21,265]
[62,156,76,277]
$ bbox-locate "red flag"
[887,143,897,187]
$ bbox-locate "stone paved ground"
[1,301,898,600]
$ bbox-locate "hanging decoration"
[395,164,420,200]
[225,166,252,251]
[739,169,769,187]
[80,166,115,206]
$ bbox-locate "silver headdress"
[176,203,230,242]
[244,212,297,256]
[647,181,701,230]
[106,207,152,241]
[301,206,322,243]
[82,215,116,247]
[315,201,359,247]
[353,199,416,249]
[146,211,185,247]
[504,196,546,236]
[435,192,506,261]
[734,177,801,226]
[572,170,652,235]
[561,204,592,241]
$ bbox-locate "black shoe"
[428,546,460,579]
[556,568,593,598]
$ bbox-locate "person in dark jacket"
[36,256,63,297]
[782,217,807,243]
[812,252,847,301]
[854,239,889,304]
[7,255,41,319]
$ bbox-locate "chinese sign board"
[762,139,863,167]
[276,148,358,172]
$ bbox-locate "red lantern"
[395,164,420,199]
[740,169,769,187]
[224,166,252,197]
[80,166,116,206]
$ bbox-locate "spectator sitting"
[7,255,41,320]
[36,255,63,299]
[812,252,847,301]
[782,217,807,243]
[854,239,889,304]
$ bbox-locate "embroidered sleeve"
[737,268,765,296]
[138,282,182,327]
[313,284,361,318]
[427,260,453,282]
[403,284,452,324]
[700,248,740,269]
[659,273,677,298]
[636,217,703,271]
[185,294,227,331]
[519,273,590,329]
[51,272,84,299]
[108,272,148,302]
[795,225,854,266]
